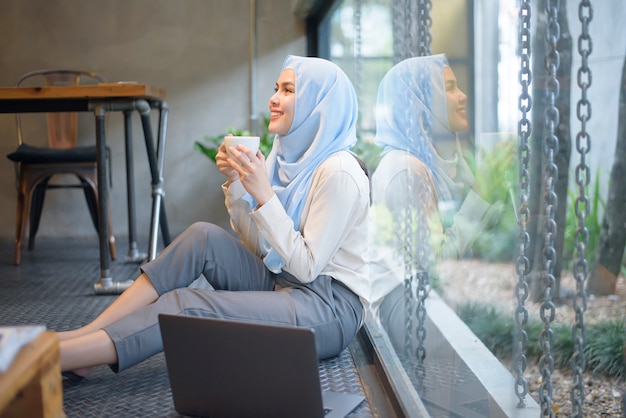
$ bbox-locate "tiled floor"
[0,237,372,417]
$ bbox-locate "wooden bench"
[0,332,64,418]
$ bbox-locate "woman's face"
[268,69,296,135]
[443,66,468,132]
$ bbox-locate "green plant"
[352,139,382,171]
[468,139,519,261]
[194,114,273,163]
[585,320,626,377]
[456,302,515,354]
[456,302,626,378]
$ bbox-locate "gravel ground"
[437,259,626,417]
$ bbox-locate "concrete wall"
[0,0,306,250]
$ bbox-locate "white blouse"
[222,150,371,306]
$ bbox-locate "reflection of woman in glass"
[369,54,495,352]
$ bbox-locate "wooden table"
[0,332,64,418]
[0,83,171,293]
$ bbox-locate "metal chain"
[570,1,592,416]
[417,0,432,56]
[405,0,415,58]
[410,0,432,371]
[397,171,432,388]
[354,0,363,141]
[392,0,405,63]
[539,1,561,416]
[412,64,432,369]
[514,0,532,408]
[399,41,418,358]
[402,202,415,359]
[392,0,431,60]
[392,0,413,61]
[414,177,432,365]
[389,0,433,386]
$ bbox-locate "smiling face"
[443,66,468,133]
[268,69,296,136]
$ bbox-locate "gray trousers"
[103,222,363,372]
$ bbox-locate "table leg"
[123,110,147,263]
[94,105,111,280]
[92,104,133,295]
[156,103,171,246]
[136,100,170,262]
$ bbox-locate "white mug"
[223,135,260,160]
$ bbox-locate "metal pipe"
[124,110,146,263]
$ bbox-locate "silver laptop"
[159,314,365,418]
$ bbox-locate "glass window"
[318,1,626,415]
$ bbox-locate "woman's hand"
[227,146,275,206]
[216,143,240,183]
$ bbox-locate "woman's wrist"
[253,190,275,208]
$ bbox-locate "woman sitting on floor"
[58,55,371,379]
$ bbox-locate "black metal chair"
[6,69,116,265]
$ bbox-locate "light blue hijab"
[261,55,358,272]
[373,54,464,202]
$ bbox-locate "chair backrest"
[15,69,105,149]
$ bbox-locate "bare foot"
[72,366,92,377]
[62,367,92,379]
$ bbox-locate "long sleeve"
[253,152,369,284]
[224,152,371,302]
[222,180,262,256]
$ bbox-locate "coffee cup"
[223,135,260,160]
